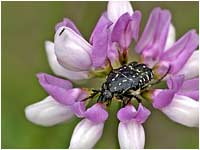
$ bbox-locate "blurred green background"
[2,1,199,149]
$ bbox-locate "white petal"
[161,94,199,127]
[69,119,104,149]
[25,96,74,127]
[164,24,176,51]
[54,27,92,71]
[45,41,89,80]
[176,50,199,79]
[118,120,145,149]
[107,1,134,24]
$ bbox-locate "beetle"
[82,61,169,106]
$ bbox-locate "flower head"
[25,1,199,149]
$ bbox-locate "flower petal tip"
[84,103,108,123]
[25,96,74,127]
[107,1,134,24]
[54,27,92,71]
[118,120,145,149]
[117,105,136,122]
[161,95,199,127]
[69,119,104,148]
[152,89,176,109]
[135,104,151,124]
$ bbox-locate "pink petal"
[71,102,86,118]
[84,103,108,123]
[118,120,145,149]
[160,30,199,74]
[90,13,112,68]
[111,11,141,50]
[117,105,137,122]
[161,95,199,127]
[166,75,184,91]
[45,41,89,80]
[25,96,74,127]
[107,1,134,24]
[152,89,176,109]
[55,18,82,35]
[37,73,72,89]
[69,119,104,148]
[54,27,92,71]
[135,7,171,61]
[135,104,151,124]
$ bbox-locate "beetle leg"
[106,99,112,107]
[92,89,101,93]
[133,95,143,103]
[123,91,146,104]
[121,97,132,107]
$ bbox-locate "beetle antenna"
[153,65,171,85]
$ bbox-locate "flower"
[69,119,104,148]
[25,1,199,149]
[135,7,199,78]
[117,104,150,148]
[151,75,199,127]
[54,27,93,72]
[25,96,74,127]
[69,103,108,148]
[25,73,89,126]
[45,41,89,80]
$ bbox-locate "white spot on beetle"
[129,66,133,69]
[146,75,149,81]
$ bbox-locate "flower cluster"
[25,1,199,149]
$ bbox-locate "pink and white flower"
[152,75,199,127]
[135,7,199,78]
[25,73,88,126]
[25,1,199,149]
[117,104,150,149]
